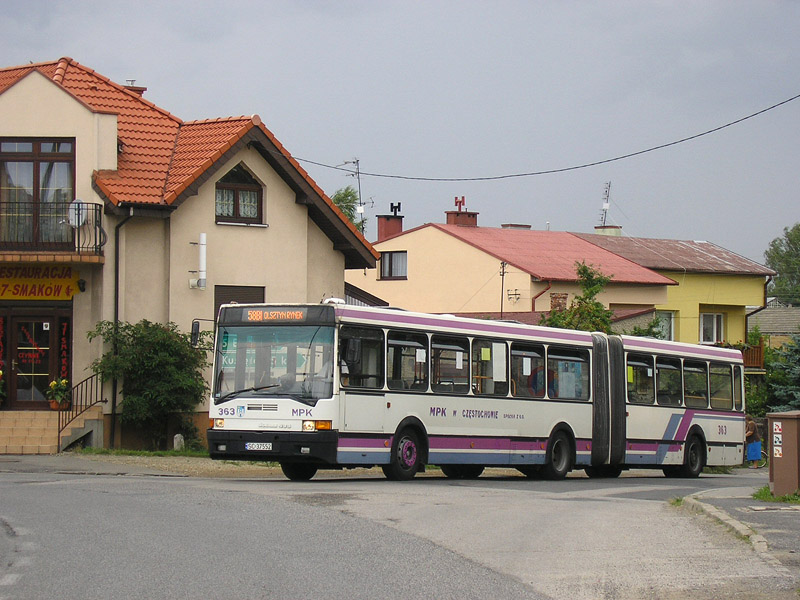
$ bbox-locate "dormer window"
[215,163,263,225]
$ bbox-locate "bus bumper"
[207,429,339,464]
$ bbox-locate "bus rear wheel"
[382,429,422,481]
[542,431,573,480]
[441,465,484,479]
[280,463,318,481]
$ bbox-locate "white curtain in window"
[239,190,258,219]
[216,189,234,217]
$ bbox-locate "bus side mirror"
[190,320,200,347]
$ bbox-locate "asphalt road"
[0,456,797,600]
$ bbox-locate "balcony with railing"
[0,201,106,260]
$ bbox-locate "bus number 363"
[218,407,236,416]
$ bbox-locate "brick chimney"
[376,202,404,242]
[124,80,147,96]
[594,225,622,236]
[446,196,478,226]
[501,223,531,230]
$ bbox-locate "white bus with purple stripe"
[207,302,745,481]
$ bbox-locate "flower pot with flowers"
[46,378,71,410]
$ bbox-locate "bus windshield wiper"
[214,384,279,405]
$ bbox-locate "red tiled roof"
[425,225,674,285]
[573,233,775,276]
[0,58,377,266]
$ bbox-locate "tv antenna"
[599,182,611,226]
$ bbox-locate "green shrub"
[88,320,211,449]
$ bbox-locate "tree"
[765,222,800,306]
[331,185,366,233]
[88,320,211,449]
[767,332,800,412]
[540,262,614,333]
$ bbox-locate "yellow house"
[0,58,377,453]
[346,208,674,328]
[574,231,774,345]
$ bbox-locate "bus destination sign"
[245,308,307,322]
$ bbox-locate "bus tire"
[676,435,705,478]
[382,429,422,481]
[543,431,573,480]
[442,465,484,479]
[585,465,622,478]
[280,463,318,481]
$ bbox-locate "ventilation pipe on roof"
[189,233,207,289]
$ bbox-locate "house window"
[700,313,724,344]
[215,164,263,225]
[0,138,75,246]
[655,311,675,341]
[380,251,407,279]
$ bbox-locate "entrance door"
[8,316,56,409]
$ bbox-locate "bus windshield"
[214,324,335,405]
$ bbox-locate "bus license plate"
[245,442,272,451]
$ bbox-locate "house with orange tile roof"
[345,204,675,330]
[0,58,377,453]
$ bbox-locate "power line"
[294,92,800,182]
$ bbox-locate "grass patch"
[73,447,210,458]
[753,485,800,504]
[669,496,685,507]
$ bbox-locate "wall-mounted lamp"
[507,289,520,303]
[77,279,86,292]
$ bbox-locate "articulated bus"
[207,301,745,481]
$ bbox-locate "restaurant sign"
[0,265,81,301]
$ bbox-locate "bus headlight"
[215,419,225,428]
[302,420,332,431]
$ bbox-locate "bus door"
[591,334,626,466]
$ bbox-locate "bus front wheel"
[543,431,573,480]
[383,429,422,481]
[677,435,705,478]
[280,463,318,481]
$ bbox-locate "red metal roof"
[573,233,775,276]
[428,224,674,285]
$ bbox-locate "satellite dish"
[68,200,87,228]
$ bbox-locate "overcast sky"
[3,1,798,264]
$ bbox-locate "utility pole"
[500,261,508,319]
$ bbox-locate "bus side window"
[709,363,733,410]
[431,335,470,394]
[626,353,655,405]
[683,360,709,409]
[510,343,545,399]
[387,330,428,391]
[656,356,682,406]
[339,326,384,389]
[547,346,590,400]
[472,339,509,396]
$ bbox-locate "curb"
[684,495,789,573]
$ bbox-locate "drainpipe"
[110,207,134,448]
[531,281,552,312]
